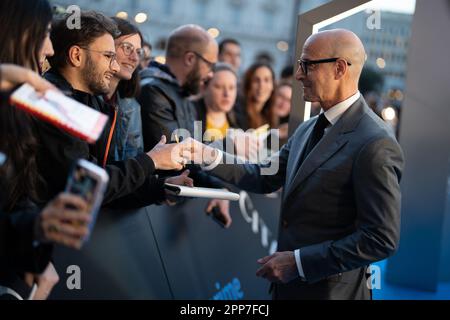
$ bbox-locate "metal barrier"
[50,191,281,299]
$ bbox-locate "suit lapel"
[283,97,368,201]
[284,122,347,201]
[285,122,314,189]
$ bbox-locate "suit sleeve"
[205,133,293,194]
[300,137,404,283]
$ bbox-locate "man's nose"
[295,65,305,81]
[111,59,120,73]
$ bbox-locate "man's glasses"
[186,51,216,71]
[297,58,352,75]
[118,42,145,59]
[80,47,117,67]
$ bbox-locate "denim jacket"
[114,93,144,161]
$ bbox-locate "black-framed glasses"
[297,57,352,75]
[118,42,145,59]
[186,51,216,70]
[80,47,117,67]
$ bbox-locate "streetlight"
[376,57,386,69]
[277,41,289,52]
[116,11,128,19]
[207,28,220,39]
[135,13,148,24]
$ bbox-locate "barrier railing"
[51,191,281,300]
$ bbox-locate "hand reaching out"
[180,137,219,166]
[164,170,194,206]
[165,169,194,187]
[147,135,187,171]
[0,64,56,94]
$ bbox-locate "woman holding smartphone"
[0,0,92,300]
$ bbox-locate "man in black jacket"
[139,25,218,149]
[138,25,234,225]
[35,11,190,207]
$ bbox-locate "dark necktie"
[296,113,330,170]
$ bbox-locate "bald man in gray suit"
[184,29,404,300]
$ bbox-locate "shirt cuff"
[294,249,305,279]
[201,149,223,171]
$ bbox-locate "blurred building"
[50,0,412,90]
[51,0,303,75]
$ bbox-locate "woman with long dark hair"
[241,62,277,129]
[271,81,293,144]
[0,0,91,300]
[0,0,55,211]
[104,17,145,160]
[0,0,54,73]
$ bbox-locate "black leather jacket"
[34,69,166,208]
[138,62,198,150]
[138,62,225,188]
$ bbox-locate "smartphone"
[0,152,6,206]
[209,206,227,228]
[0,152,5,166]
[65,159,109,242]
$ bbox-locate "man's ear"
[184,52,196,68]
[67,46,83,67]
[335,59,348,80]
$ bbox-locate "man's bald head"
[304,29,366,81]
[164,25,218,95]
[297,29,366,108]
[166,24,215,58]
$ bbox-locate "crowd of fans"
[0,0,294,299]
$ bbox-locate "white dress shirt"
[294,91,361,279]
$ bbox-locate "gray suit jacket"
[208,96,404,300]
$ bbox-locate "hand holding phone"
[64,159,108,243]
[0,152,5,166]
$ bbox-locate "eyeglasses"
[80,47,117,67]
[186,51,216,71]
[118,42,145,59]
[297,57,352,75]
